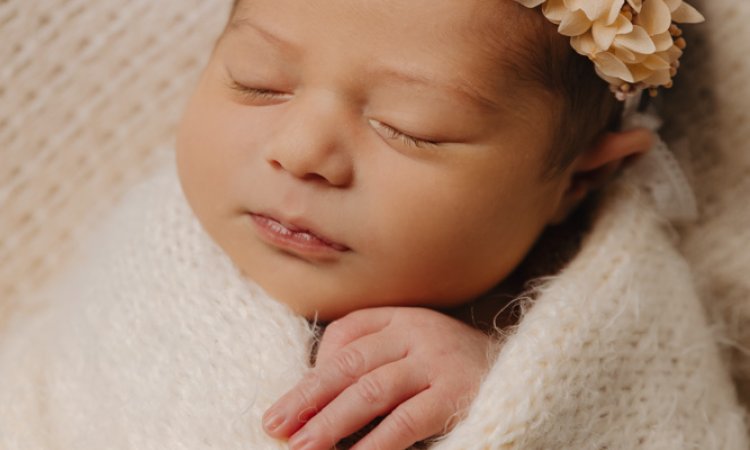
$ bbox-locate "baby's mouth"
[248,213,351,255]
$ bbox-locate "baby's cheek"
[362,222,500,304]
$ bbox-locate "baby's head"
[176,0,654,320]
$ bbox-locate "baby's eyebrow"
[226,18,301,56]
[225,18,504,113]
[371,66,503,113]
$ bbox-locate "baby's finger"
[316,307,396,364]
[263,331,408,438]
[287,360,429,450]
[350,390,455,450]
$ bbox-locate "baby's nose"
[263,94,355,187]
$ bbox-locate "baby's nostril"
[301,172,327,183]
[269,159,284,171]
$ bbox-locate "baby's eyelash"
[375,122,439,149]
[225,85,439,148]
[229,80,286,100]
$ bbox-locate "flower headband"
[514,0,705,101]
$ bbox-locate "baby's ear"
[550,128,654,224]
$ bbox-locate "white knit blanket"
[0,162,747,449]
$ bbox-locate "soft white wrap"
[0,161,746,449]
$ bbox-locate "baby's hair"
[227,0,622,177]
[497,4,624,176]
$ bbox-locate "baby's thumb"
[316,307,396,364]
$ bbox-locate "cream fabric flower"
[515,0,704,99]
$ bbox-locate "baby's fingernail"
[288,429,312,450]
[262,411,285,432]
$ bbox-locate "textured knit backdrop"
[0,1,230,318]
[1,0,749,415]
[662,0,750,411]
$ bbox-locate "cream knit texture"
[661,0,750,414]
[0,162,746,449]
[0,0,227,312]
[0,165,314,449]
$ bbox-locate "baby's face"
[177,0,573,320]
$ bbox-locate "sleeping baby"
[3,0,746,449]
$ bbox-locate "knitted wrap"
[0,163,746,448]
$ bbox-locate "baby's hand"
[262,307,493,450]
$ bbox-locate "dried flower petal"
[651,31,674,51]
[514,0,705,99]
[559,9,593,35]
[637,0,672,35]
[626,0,643,13]
[596,51,635,82]
[542,0,572,24]
[671,2,704,23]
[616,26,656,54]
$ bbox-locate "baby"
[5,0,732,449]
[175,0,659,448]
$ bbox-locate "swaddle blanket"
[0,161,747,449]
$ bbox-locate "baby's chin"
[249,275,472,323]
[255,281,388,322]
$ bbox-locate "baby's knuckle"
[296,390,317,413]
[387,408,420,439]
[300,370,323,390]
[355,375,385,404]
[311,413,338,445]
[301,368,320,384]
[357,434,388,450]
[296,372,321,406]
[322,320,351,345]
[334,348,366,379]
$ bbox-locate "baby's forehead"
[229,0,554,98]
